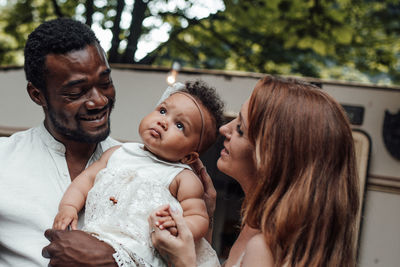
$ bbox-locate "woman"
[149,75,359,267]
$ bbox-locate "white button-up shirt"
[0,123,120,266]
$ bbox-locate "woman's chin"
[216,158,228,174]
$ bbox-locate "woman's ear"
[180,152,199,165]
[27,82,47,108]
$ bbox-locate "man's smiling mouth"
[80,111,107,121]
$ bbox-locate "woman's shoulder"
[241,233,274,267]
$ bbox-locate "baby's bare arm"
[53,145,121,230]
[170,169,209,241]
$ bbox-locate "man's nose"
[86,88,108,110]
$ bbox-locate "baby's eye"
[236,124,244,136]
[159,108,166,115]
[176,122,184,131]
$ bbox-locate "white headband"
[156,82,186,106]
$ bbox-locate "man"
[0,18,120,266]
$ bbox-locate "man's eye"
[176,122,184,131]
[100,81,112,89]
[159,108,166,114]
[65,92,83,99]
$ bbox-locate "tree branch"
[138,12,225,65]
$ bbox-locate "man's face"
[43,44,115,144]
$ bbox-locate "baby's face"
[139,93,204,162]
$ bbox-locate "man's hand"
[42,229,117,267]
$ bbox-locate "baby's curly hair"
[180,80,225,152]
[24,18,99,94]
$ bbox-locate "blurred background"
[0,0,399,85]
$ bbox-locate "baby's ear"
[180,152,199,165]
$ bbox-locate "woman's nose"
[219,121,232,139]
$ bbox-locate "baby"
[53,81,224,267]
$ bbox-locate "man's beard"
[48,100,114,144]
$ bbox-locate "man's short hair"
[24,18,99,94]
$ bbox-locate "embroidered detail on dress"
[109,196,118,204]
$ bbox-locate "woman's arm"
[53,145,120,230]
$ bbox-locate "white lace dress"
[82,142,220,267]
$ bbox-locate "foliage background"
[0,0,399,85]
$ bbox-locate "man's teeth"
[81,113,104,121]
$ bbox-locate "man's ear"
[27,82,47,108]
[180,152,199,165]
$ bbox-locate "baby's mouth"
[150,128,161,138]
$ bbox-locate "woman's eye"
[236,124,244,136]
[159,108,166,114]
[176,122,184,131]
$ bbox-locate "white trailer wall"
[1,66,399,267]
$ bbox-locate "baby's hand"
[53,205,78,230]
[155,207,178,236]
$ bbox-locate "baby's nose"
[158,119,168,130]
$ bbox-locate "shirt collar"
[37,122,66,154]
[37,122,104,162]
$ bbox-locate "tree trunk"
[85,0,94,27]
[51,0,63,18]
[121,0,148,64]
[108,0,125,63]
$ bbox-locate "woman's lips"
[220,147,229,157]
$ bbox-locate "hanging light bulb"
[166,61,181,85]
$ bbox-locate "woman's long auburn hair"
[242,76,359,267]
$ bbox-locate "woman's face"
[217,99,257,192]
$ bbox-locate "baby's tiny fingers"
[167,226,178,236]
[156,210,170,217]
[156,216,173,225]
[161,220,176,229]
[71,219,78,230]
